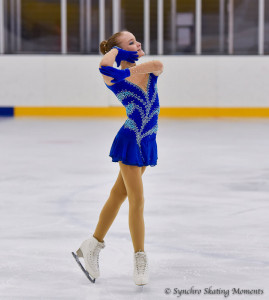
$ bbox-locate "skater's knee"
[128,195,144,211]
[110,186,127,203]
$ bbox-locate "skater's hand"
[112,46,139,68]
[99,66,130,83]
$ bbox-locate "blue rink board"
[0,107,14,117]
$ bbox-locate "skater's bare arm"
[129,61,164,76]
[99,48,119,68]
[99,50,163,85]
[99,48,119,84]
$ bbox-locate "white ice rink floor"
[0,117,269,300]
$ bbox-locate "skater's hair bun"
[99,31,124,55]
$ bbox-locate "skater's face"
[118,31,145,58]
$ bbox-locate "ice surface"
[0,117,268,300]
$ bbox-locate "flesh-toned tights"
[93,161,147,253]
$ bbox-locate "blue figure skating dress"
[104,72,160,167]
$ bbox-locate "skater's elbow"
[153,60,164,72]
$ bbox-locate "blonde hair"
[99,31,125,55]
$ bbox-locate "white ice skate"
[72,235,105,283]
[133,250,149,286]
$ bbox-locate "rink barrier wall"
[1,106,269,118]
[0,55,269,117]
[0,107,14,116]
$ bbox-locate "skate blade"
[71,252,96,283]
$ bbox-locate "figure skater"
[72,31,163,286]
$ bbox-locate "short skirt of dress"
[109,128,158,167]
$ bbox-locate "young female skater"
[72,31,163,286]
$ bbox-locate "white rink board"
[0,55,269,108]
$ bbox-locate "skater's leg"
[119,161,147,253]
[93,170,127,242]
[93,166,146,243]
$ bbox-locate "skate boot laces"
[135,252,147,274]
[93,243,104,268]
[87,241,105,271]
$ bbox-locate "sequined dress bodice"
[105,72,160,138]
[104,72,160,166]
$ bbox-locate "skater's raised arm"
[99,48,119,68]
[99,60,164,84]
[129,60,164,76]
[99,59,164,85]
